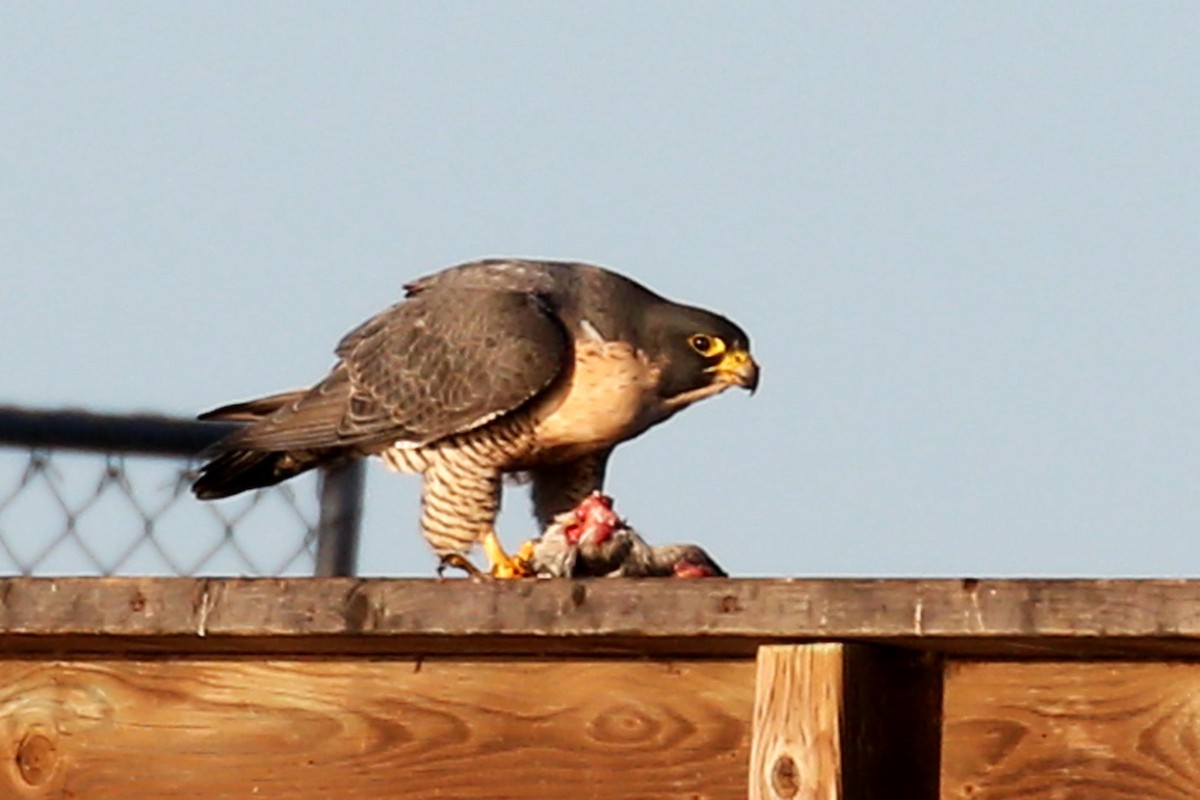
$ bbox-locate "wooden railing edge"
[3,576,1200,658]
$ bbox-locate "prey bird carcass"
[522,493,726,579]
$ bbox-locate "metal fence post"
[315,459,365,577]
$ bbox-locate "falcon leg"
[421,459,532,579]
[530,449,612,528]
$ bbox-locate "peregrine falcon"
[192,259,758,576]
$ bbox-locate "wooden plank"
[749,644,942,800]
[0,658,753,799]
[5,578,1200,658]
[750,644,844,800]
[942,662,1200,799]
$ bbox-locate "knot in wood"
[589,702,659,745]
[129,590,147,612]
[770,753,799,798]
[17,733,57,786]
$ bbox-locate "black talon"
[437,553,489,580]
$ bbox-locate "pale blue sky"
[3,4,1198,576]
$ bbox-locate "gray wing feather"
[222,288,568,452]
[208,367,356,451]
[403,259,575,298]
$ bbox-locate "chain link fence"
[0,405,363,577]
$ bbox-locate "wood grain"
[0,658,753,799]
[5,578,1200,658]
[750,644,844,800]
[943,662,1200,799]
[749,645,942,800]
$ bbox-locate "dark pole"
[0,405,235,456]
[315,459,365,577]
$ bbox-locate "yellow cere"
[715,349,751,372]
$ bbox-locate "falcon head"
[647,302,759,407]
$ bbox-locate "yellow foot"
[514,539,536,563]
[481,528,534,579]
[499,540,537,578]
[490,551,534,579]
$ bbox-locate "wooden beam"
[5,578,1200,658]
[0,658,754,799]
[750,645,844,800]
[749,644,942,800]
[942,661,1200,800]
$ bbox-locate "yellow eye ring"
[688,334,725,357]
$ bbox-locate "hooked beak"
[709,349,760,394]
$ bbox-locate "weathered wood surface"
[5,578,1200,657]
[6,579,1200,798]
[749,644,941,800]
[0,658,752,799]
[942,662,1200,800]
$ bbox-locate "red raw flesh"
[564,492,621,546]
[673,561,718,579]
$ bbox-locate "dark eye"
[688,334,724,357]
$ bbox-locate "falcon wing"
[212,288,569,452]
